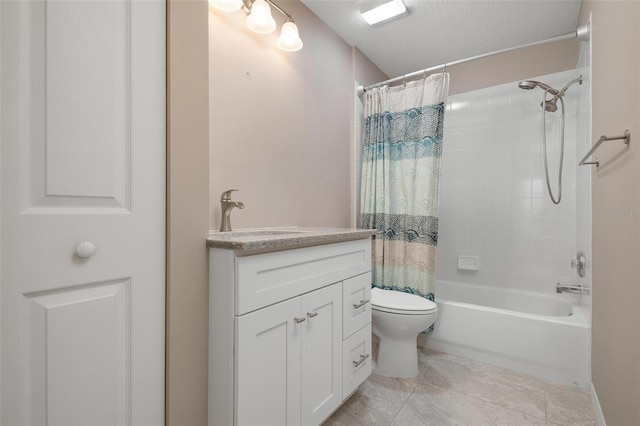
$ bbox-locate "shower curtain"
[360,73,449,300]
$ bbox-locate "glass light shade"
[361,0,407,25]
[276,21,303,52]
[210,0,243,12]
[246,0,276,34]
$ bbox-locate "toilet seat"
[371,287,437,315]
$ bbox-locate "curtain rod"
[359,23,590,93]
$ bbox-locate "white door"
[235,298,302,426]
[0,0,165,424]
[301,283,342,426]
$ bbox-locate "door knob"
[76,242,96,258]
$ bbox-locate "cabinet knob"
[353,299,370,310]
[76,242,96,258]
[294,317,306,324]
[353,353,370,367]
[307,312,318,319]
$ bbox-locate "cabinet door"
[301,283,343,425]
[235,298,302,426]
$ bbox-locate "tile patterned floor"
[325,348,597,426]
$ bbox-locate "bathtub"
[422,280,590,389]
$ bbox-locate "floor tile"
[418,349,546,419]
[335,373,418,425]
[325,349,597,426]
[545,385,597,425]
[393,382,546,426]
[323,403,365,426]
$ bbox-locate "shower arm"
[556,76,583,98]
[543,75,583,111]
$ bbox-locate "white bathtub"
[422,280,590,389]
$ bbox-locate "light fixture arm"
[265,0,293,22]
[236,0,303,51]
[243,0,294,22]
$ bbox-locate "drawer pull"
[294,317,306,324]
[352,354,370,368]
[307,312,318,319]
[353,299,370,310]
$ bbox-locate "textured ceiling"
[300,0,582,78]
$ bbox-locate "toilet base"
[374,335,420,378]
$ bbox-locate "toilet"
[371,287,438,378]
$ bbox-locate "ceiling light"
[360,0,407,26]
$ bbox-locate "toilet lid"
[371,287,437,314]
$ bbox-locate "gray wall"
[209,1,385,230]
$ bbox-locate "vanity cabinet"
[208,237,372,426]
[236,283,342,425]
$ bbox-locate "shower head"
[542,99,558,112]
[518,80,559,95]
[518,76,583,112]
[518,81,537,90]
[520,80,561,112]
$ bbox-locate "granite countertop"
[207,227,375,255]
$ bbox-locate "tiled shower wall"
[437,69,589,295]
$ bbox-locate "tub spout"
[556,283,590,295]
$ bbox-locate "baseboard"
[590,382,606,426]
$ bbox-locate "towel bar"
[579,130,630,167]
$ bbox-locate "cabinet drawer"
[342,324,372,399]
[235,239,371,315]
[343,272,371,339]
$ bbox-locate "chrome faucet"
[219,189,245,232]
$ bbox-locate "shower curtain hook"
[440,64,448,95]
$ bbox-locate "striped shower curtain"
[360,73,449,300]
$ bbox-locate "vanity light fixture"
[245,0,276,34]
[359,0,408,26]
[211,0,303,52]
[211,0,243,12]
[276,20,303,52]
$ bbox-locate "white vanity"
[207,227,374,426]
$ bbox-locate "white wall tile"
[437,69,587,295]
[531,237,559,257]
